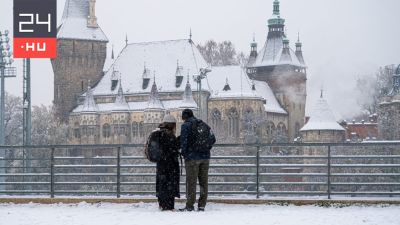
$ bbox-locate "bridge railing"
[0,142,399,199]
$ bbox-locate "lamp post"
[0,30,16,145]
[194,68,211,120]
[0,30,16,191]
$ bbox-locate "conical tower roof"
[146,80,164,110]
[81,85,98,113]
[112,79,130,112]
[180,79,198,109]
[300,93,344,131]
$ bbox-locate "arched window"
[244,108,255,133]
[228,108,239,138]
[139,122,144,138]
[266,122,275,136]
[211,109,222,133]
[295,122,301,138]
[103,124,111,138]
[277,122,287,136]
[73,122,80,139]
[132,122,139,138]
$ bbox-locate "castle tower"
[246,0,307,142]
[51,0,108,122]
[300,91,345,143]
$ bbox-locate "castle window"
[82,126,88,136]
[139,122,144,138]
[211,109,222,134]
[277,122,287,136]
[132,122,139,138]
[266,122,275,135]
[88,127,95,136]
[295,122,301,138]
[228,108,239,138]
[73,122,80,139]
[102,124,111,138]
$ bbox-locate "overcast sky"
[1,0,399,119]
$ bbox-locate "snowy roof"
[300,96,345,131]
[58,0,108,42]
[207,66,287,114]
[112,81,130,112]
[251,37,304,68]
[252,80,287,114]
[146,82,164,110]
[73,86,98,113]
[208,66,263,99]
[180,81,198,109]
[91,39,209,96]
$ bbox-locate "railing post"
[117,146,121,198]
[327,145,331,200]
[50,147,55,198]
[256,145,260,199]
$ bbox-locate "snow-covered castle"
[51,0,322,144]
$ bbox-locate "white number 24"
[19,13,51,33]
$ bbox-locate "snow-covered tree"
[4,93,23,145]
[355,65,394,117]
[31,105,68,145]
[197,40,247,66]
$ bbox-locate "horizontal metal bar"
[331,173,400,176]
[0,173,50,176]
[260,164,326,167]
[0,190,50,194]
[331,192,400,195]
[55,165,117,168]
[55,182,116,185]
[1,141,399,149]
[331,155,400,159]
[54,191,117,194]
[0,182,49,185]
[331,182,400,186]
[55,157,117,160]
[260,182,327,185]
[55,173,116,176]
[259,156,328,159]
[259,191,328,195]
[331,164,400,168]
[260,173,327,176]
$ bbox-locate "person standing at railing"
[179,109,216,212]
[155,115,181,211]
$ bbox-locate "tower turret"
[52,0,108,122]
[295,33,305,65]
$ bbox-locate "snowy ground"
[1,202,399,225]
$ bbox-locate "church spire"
[295,32,306,65]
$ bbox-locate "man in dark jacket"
[179,109,214,212]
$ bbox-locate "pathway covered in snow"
[1,202,399,225]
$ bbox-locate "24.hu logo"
[13,0,57,58]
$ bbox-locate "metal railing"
[0,142,399,199]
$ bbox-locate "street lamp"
[1,30,15,145]
[193,68,211,120]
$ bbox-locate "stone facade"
[52,39,107,122]
[54,0,309,145]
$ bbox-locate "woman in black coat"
[156,115,180,211]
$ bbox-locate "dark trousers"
[158,196,175,210]
[185,159,210,208]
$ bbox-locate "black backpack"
[190,119,216,152]
[144,129,162,163]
